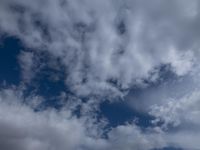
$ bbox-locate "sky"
[0,0,200,150]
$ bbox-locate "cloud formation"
[1,0,200,150]
[150,90,200,149]
[0,0,198,96]
[0,87,166,150]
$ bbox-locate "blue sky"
[0,1,200,150]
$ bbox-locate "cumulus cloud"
[1,87,200,150]
[0,88,108,150]
[149,90,200,149]
[0,87,168,150]
[0,0,198,97]
[1,0,200,150]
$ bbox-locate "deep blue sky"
[0,36,21,86]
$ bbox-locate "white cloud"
[0,88,109,150]
[107,124,166,150]
[1,1,200,149]
[0,87,168,150]
[0,0,198,97]
[2,87,200,149]
[150,90,200,127]
[150,90,200,149]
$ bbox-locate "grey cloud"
[18,51,36,82]
[0,88,168,150]
[1,0,200,150]
[126,69,200,112]
[148,90,200,149]
[0,87,199,150]
[0,88,108,150]
[0,0,198,97]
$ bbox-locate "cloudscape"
[0,0,200,150]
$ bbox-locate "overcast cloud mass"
[0,0,200,150]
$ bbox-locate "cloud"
[0,0,198,97]
[1,87,200,149]
[0,87,109,150]
[126,67,200,112]
[0,87,168,150]
[1,0,200,150]
[18,51,36,82]
[106,124,166,150]
[149,90,200,149]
